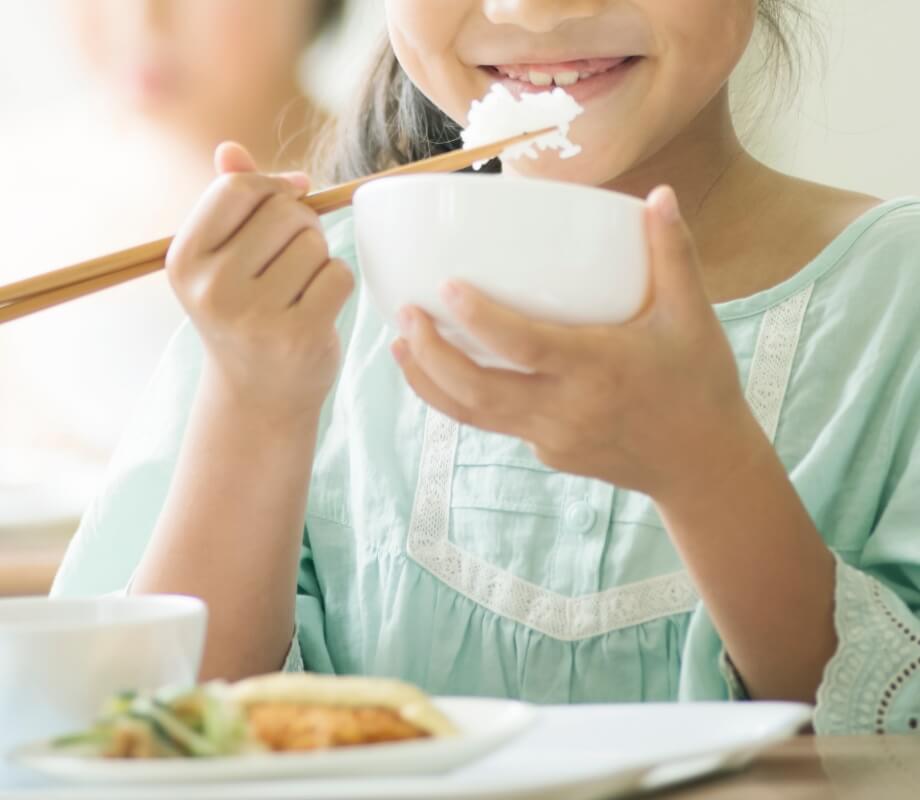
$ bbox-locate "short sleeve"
[680,355,920,733]
[51,319,204,596]
[810,348,920,734]
[815,558,920,734]
[52,209,360,629]
[679,557,920,735]
[812,354,920,735]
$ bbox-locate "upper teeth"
[524,69,592,87]
[551,71,579,87]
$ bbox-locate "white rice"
[461,83,584,169]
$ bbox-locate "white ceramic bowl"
[353,174,649,369]
[0,595,206,756]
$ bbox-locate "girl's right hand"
[166,142,354,428]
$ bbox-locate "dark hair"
[324,1,809,183]
[757,0,812,90]
[321,41,471,183]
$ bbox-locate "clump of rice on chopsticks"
[461,83,584,169]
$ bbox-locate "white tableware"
[3,701,811,799]
[0,595,206,758]
[353,174,649,369]
[12,696,536,784]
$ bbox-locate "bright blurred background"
[0,0,384,594]
[0,0,917,595]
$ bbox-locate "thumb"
[214,141,258,175]
[645,186,707,311]
[214,140,310,193]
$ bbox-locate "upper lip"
[491,58,631,71]
[481,54,639,66]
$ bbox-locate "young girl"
[53,0,920,735]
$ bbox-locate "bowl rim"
[0,594,207,634]
[353,172,648,211]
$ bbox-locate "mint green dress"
[53,199,920,734]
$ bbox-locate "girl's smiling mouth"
[481,57,643,103]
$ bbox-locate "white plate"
[11,697,536,785]
[3,702,812,800]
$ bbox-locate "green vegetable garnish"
[52,682,256,759]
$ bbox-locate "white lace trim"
[407,287,814,641]
[406,408,699,640]
[744,284,814,441]
[815,559,920,734]
[282,629,305,673]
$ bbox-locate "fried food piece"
[54,674,456,760]
[247,703,429,751]
[230,673,459,748]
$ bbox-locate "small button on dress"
[564,501,597,535]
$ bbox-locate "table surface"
[2,736,918,799]
[654,735,920,799]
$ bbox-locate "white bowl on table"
[0,595,206,758]
[353,174,649,369]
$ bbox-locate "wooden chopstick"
[0,237,173,306]
[0,260,163,325]
[0,127,554,324]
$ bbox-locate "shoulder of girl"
[800,197,920,343]
[838,197,920,282]
[860,197,920,246]
[840,199,920,345]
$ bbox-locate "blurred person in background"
[0,0,343,586]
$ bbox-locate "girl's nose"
[482,0,608,33]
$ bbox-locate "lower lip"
[482,57,642,104]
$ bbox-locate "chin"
[501,119,646,191]
[502,159,595,186]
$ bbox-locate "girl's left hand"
[391,186,764,506]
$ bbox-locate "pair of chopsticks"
[0,128,554,325]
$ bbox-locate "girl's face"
[68,0,315,124]
[386,0,757,186]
